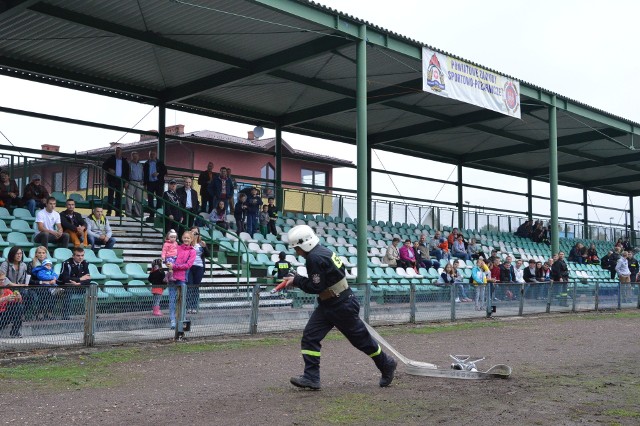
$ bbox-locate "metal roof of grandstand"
[1,0,639,195]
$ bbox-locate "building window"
[78,168,88,190]
[301,169,326,189]
[52,172,63,192]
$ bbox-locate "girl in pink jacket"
[167,231,196,329]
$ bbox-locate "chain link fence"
[1,281,638,352]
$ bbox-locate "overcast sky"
[0,0,637,230]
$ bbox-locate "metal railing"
[1,280,637,352]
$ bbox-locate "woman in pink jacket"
[167,231,196,329]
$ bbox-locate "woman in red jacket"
[167,231,196,329]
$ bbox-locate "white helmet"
[288,225,319,252]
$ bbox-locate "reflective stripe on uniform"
[368,345,381,358]
[301,349,321,357]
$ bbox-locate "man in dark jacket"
[551,251,569,306]
[207,167,233,213]
[177,177,199,229]
[197,162,215,213]
[22,174,49,216]
[162,179,183,235]
[58,247,92,320]
[143,150,167,222]
[60,199,88,248]
[101,147,129,216]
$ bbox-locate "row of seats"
[0,247,123,264]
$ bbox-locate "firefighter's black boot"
[290,376,321,390]
[373,352,397,387]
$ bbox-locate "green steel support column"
[457,165,464,229]
[356,24,368,285]
[275,124,283,210]
[583,188,589,240]
[629,195,635,246]
[367,148,372,221]
[527,178,533,220]
[549,96,559,255]
[158,103,166,161]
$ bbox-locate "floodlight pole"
[549,96,559,255]
[158,102,166,161]
[275,124,283,209]
[356,24,368,285]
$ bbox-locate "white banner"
[422,48,520,119]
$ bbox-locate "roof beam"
[29,2,250,69]
[0,0,39,20]
[370,108,502,145]
[530,150,640,176]
[0,56,160,100]
[280,78,422,126]
[161,36,352,102]
[583,174,640,187]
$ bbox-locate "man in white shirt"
[125,151,144,218]
[33,196,70,249]
[615,251,632,302]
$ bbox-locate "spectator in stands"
[234,193,247,233]
[600,250,613,276]
[259,205,270,237]
[226,168,238,212]
[487,249,499,264]
[436,263,455,287]
[143,150,167,223]
[208,167,234,213]
[586,243,599,264]
[615,251,632,302]
[22,174,49,216]
[398,239,417,272]
[167,231,196,329]
[412,241,428,269]
[148,259,165,317]
[0,246,29,287]
[628,253,638,284]
[447,228,459,247]
[0,171,19,209]
[490,257,502,302]
[609,248,622,280]
[209,200,229,230]
[451,235,469,260]
[34,197,70,249]
[515,219,532,238]
[273,251,293,279]
[187,226,209,314]
[551,251,569,305]
[86,206,116,249]
[471,258,488,311]
[125,151,144,218]
[622,237,632,252]
[197,162,215,213]
[466,238,481,260]
[245,187,263,237]
[438,237,451,261]
[523,259,538,283]
[514,260,525,298]
[615,238,623,250]
[417,235,440,270]
[383,238,402,268]
[0,271,24,338]
[60,199,88,248]
[452,259,472,302]
[163,179,183,235]
[102,146,129,217]
[27,246,56,320]
[539,261,551,300]
[177,177,200,229]
[499,257,517,300]
[568,243,584,264]
[267,197,278,236]
[428,231,444,260]
[58,247,91,320]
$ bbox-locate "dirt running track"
[1,312,639,425]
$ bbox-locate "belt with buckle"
[318,278,349,301]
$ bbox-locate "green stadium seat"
[125,263,149,280]
[102,264,129,280]
[102,280,133,299]
[0,219,11,235]
[11,219,35,236]
[0,208,14,221]
[98,248,124,264]
[11,208,35,223]
[0,234,9,248]
[82,249,103,264]
[53,248,73,263]
[88,264,107,281]
[127,279,152,297]
[7,232,35,248]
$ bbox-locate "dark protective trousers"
[300,290,393,382]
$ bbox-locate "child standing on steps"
[259,205,270,237]
[161,229,178,282]
[148,259,166,316]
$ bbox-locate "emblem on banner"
[426,53,445,92]
[503,81,519,115]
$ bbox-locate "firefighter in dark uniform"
[281,225,397,390]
